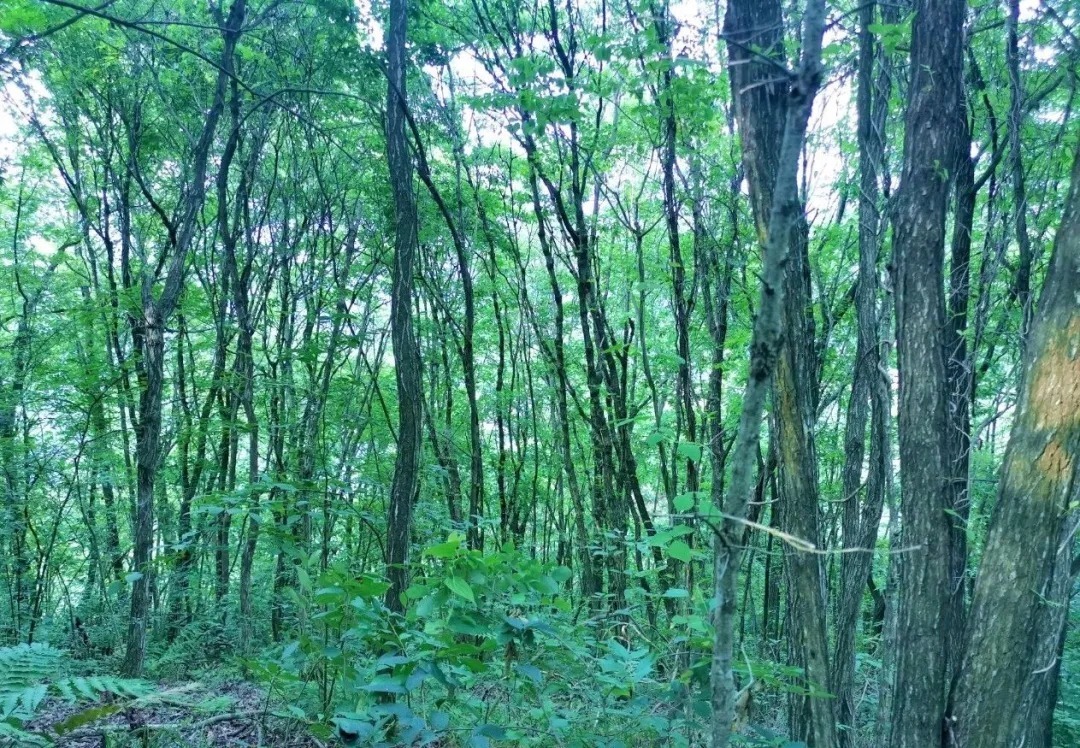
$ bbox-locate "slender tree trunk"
[710,3,828,743]
[383,0,423,613]
[833,2,894,738]
[525,163,598,604]
[122,0,244,676]
[652,0,698,594]
[723,0,835,742]
[944,93,976,684]
[833,2,895,740]
[1005,0,1034,341]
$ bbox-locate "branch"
[59,710,264,741]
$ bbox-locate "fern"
[54,676,151,702]
[0,644,64,691]
[0,720,49,746]
[0,644,153,746]
[0,644,63,723]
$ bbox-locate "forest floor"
[27,680,325,747]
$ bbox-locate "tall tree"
[121,0,245,676]
[950,141,1080,748]
[833,1,896,741]
[711,0,829,744]
[383,0,423,613]
[888,0,965,744]
[722,0,835,742]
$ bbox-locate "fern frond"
[0,643,154,744]
[53,677,152,702]
[0,719,49,747]
[0,644,64,693]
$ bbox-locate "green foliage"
[242,544,730,746]
[0,0,1076,743]
[0,644,153,745]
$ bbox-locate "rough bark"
[887,0,965,743]
[1012,518,1077,748]
[710,1,828,744]
[950,143,1080,748]
[383,0,423,614]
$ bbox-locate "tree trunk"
[710,2,828,744]
[887,0,964,742]
[122,0,244,676]
[833,3,895,740]
[1012,521,1076,748]
[723,1,835,743]
[950,142,1080,748]
[383,0,423,614]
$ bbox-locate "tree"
[950,140,1080,748]
[711,1,829,744]
[887,0,965,743]
[722,0,835,743]
[383,0,423,613]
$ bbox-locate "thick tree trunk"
[950,143,1080,748]
[887,0,964,743]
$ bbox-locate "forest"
[0,0,1078,745]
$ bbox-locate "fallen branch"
[57,709,263,741]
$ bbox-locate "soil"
[21,680,327,747]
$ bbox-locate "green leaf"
[667,540,692,563]
[445,577,476,603]
[296,566,312,591]
[662,588,690,598]
[676,442,702,462]
[425,535,464,558]
[476,724,508,740]
[362,676,405,694]
[673,492,696,512]
[515,664,543,683]
[551,566,572,583]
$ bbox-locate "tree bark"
[887,0,965,743]
[950,142,1080,748]
[383,0,423,614]
[710,2,828,744]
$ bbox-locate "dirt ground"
[22,680,327,747]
